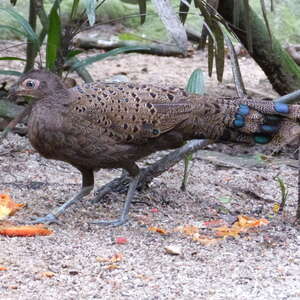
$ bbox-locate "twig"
[224,34,246,98]
[226,84,274,99]
[93,139,210,202]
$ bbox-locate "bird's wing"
[66,82,194,142]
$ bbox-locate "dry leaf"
[236,215,269,228]
[0,193,25,220]
[96,256,109,263]
[214,215,269,238]
[41,271,55,278]
[273,202,280,214]
[135,274,153,281]
[96,253,123,263]
[0,206,11,221]
[105,264,119,270]
[202,219,227,228]
[175,225,199,236]
[148,226,168,235]
[214,226,241,238]
[0,266,8,271]
[0,224,53,237]
[192,234,218,246]
[111,253,123,263]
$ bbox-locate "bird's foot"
[90,217,128,227]
[29,213,61,225]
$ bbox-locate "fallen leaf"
[202,219,227,228]
[105,264,119,270]
[96,253,123,263]
[0,224,53,237]
[135,274,153,281]
[148,226,168,235]
[96,256,109,263]
[192,234,219,245]
[0,206,11,221]
[175,225,199,236]
[214,226,241,238]
[41,271,55,278]
[236,215,269,228]
[115,237,128,244]
[273,202,280,214]
[214,215,269,238]
[0,266,7,271]
[0,193,25,220]
[111,253,123,263]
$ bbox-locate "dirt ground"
[0,41,300,300]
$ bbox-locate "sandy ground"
[0,42,300,300]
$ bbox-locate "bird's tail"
[191,97,300,148]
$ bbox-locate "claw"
[29,213,62,225]
[90,217,128,227]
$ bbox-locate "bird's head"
[9,69,66,99]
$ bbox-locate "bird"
[9,69,300,226]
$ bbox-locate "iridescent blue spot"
[254,135,271,144]
[261,125,279,133]
[233,114,245,127]
[238,104,250,116]
[274,103,289,114]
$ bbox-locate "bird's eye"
[25,80,35,88]
[22,79,39,89]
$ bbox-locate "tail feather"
[210,98,300,147]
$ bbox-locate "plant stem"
[24,0,37,72]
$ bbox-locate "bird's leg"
[91,165,140,226]
[92,139,210,202]
[30,169,94,225]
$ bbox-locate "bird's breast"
[27,103,66,159]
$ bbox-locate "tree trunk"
[218,0,300,95]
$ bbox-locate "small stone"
[165,245,182,255]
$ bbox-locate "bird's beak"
[8,84,20,100]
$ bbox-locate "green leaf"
[0,25,29,39]
[186,69,205,95]
[70,46,151,71]
[181,67,205,191]
[211,21,224,82]
[138,0,147,24]
[66,49,83,59]
[0,8,38,51]
[179,0,192,24]
[218,197,233,204]
[118,33,146,42]
[274,176,288,212]
[70,0,80,20]
[233,0,240,26]
[260,0,272,46]
[84,0,96,26]
[243,0,253,54]
[0,70,22,76]
[207,35,214,77]
[0,56,26,61]
[46,4,61,70]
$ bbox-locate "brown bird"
[9,70,300,226]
